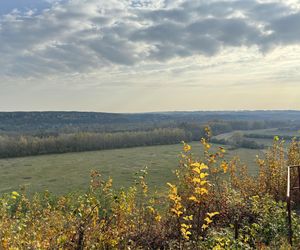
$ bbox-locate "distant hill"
[0,110,300,135]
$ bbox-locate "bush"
[0,130,300,249]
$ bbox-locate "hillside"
[1,110,300,135]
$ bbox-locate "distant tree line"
[0,128,189,158]
[0,119,288,158]
[0,111,292,136]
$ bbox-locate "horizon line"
[1,109,300,114]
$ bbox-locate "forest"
[0,111,291,158]
[0,111,297,135]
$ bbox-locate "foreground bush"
[1,129,300,249]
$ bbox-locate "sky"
[0,0,300,112]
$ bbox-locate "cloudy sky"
[1,0,300,112]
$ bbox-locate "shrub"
[1,130,300,249]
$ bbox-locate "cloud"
[0,0,300,78]
[268,13,300,44]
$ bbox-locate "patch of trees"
[0,128,189,158]
[211,133,265,150]
[230,133,265,149]
[244,133,299,140]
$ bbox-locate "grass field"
[213,128,300,147]
[213,128,277,140]
[214,128,300,140]
[0,141,264,196]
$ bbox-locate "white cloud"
[0,0,300,78]
[0,0,300,111]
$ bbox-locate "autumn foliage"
[1,128,300,249]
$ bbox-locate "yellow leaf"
[181,223,189,228]
[192,178,201,183]
[155,215,161,222]
[200,173,209,179]
[200,180,207,185]
[207,212,219,218]
[192,163,208,172]
[167,182,174,188]
[12,191,19,196]
[219,147,226,153]
[204,217,213,224]
[147,206,155,213]
[221,162,228,173]
[183,215,193,221]
[189,196,199,202]
[183,143,191,152]
[191,162,201,168]
[200,163,209,170]
[195,187,208,195]
[192,167,201,174]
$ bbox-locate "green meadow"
[0,141,263,196]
